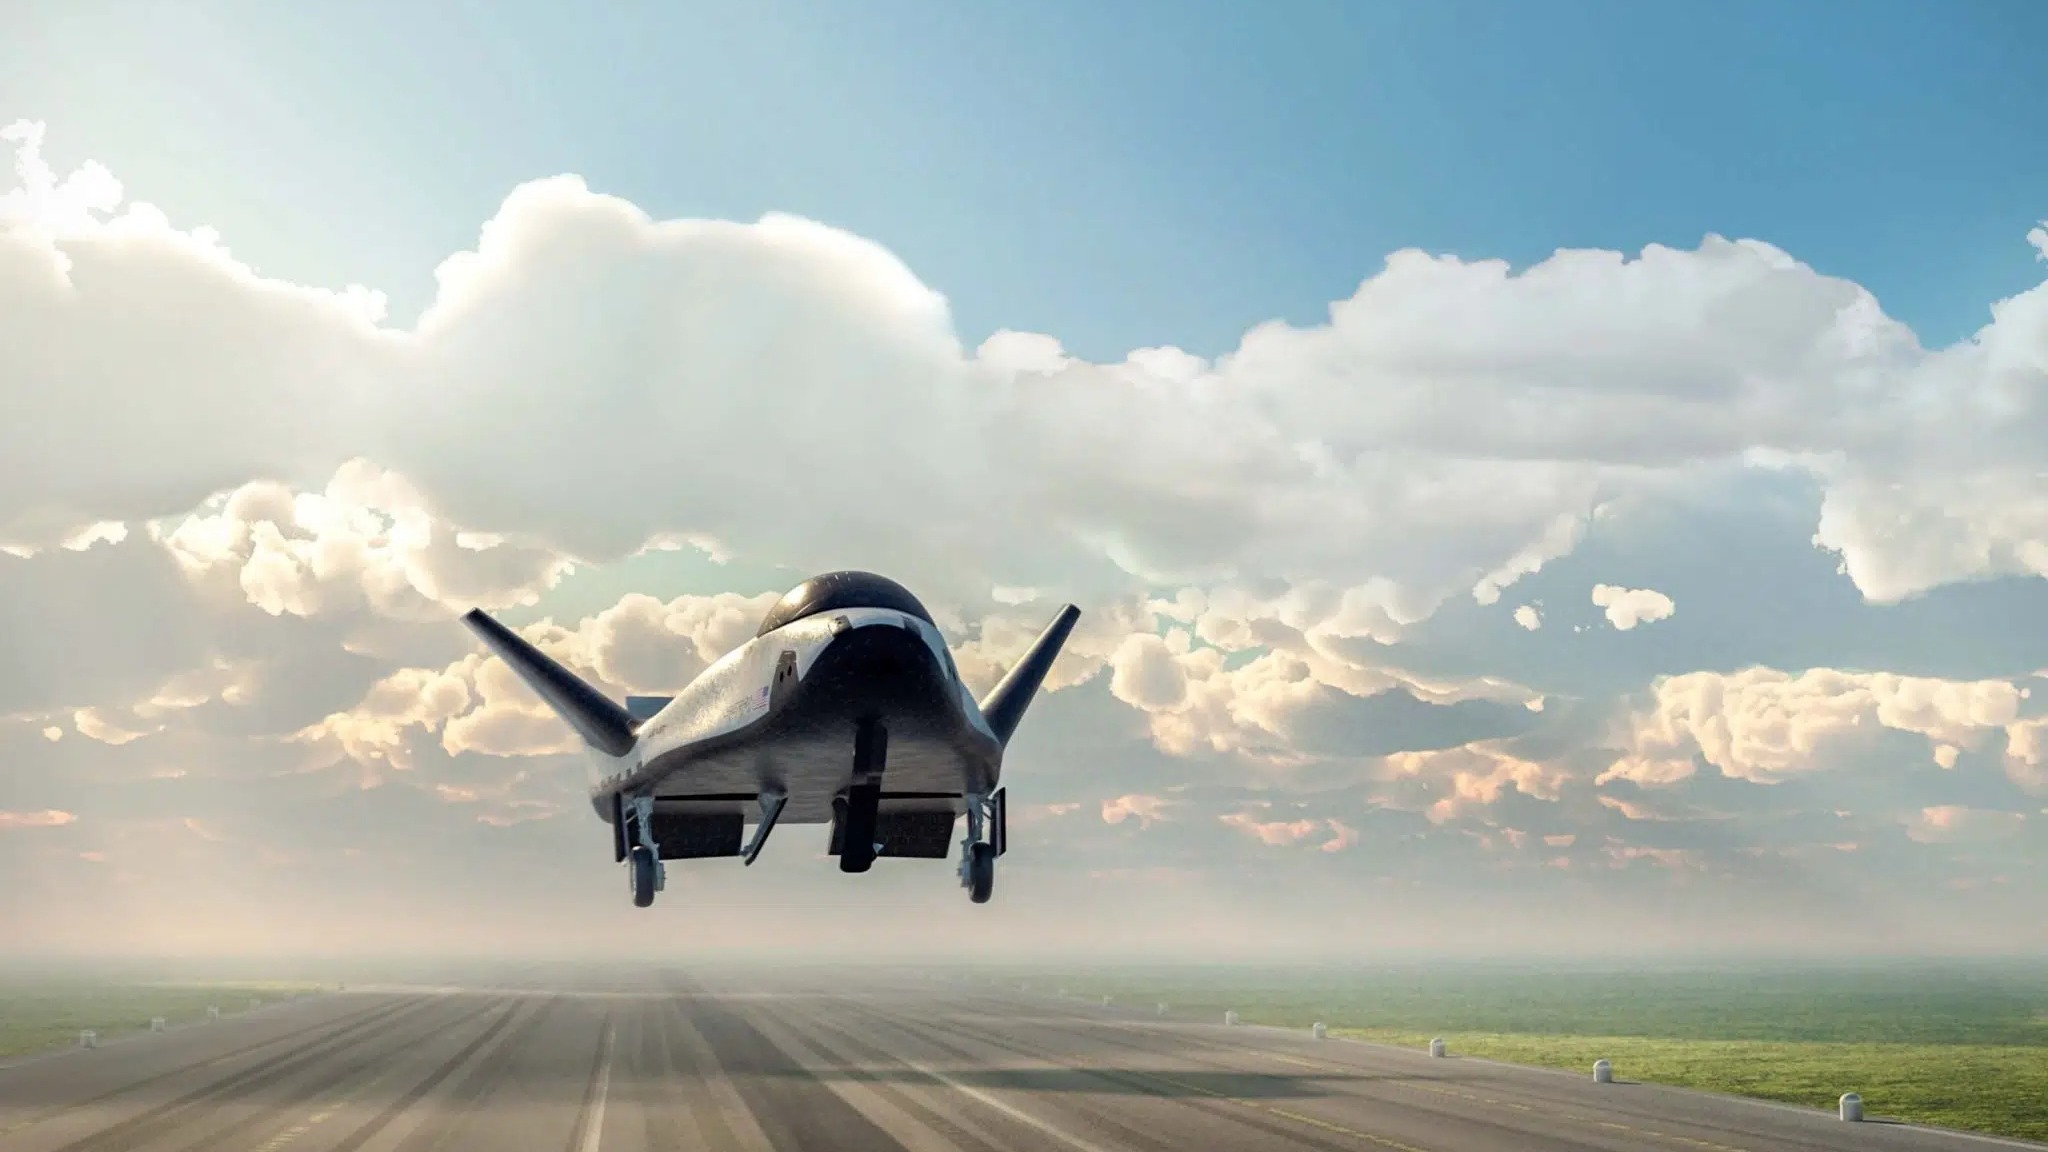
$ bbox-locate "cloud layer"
[5,121,2048,959]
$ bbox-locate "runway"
[0,968,2035,1152]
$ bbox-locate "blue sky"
[8,0,2044,360]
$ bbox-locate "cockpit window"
[756,571,937,637]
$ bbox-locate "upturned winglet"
[460,608,638,757]
[978,604,1082,746]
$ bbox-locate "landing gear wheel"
[629,844,658,908]
[967,841,995,904]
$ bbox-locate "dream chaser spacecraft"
[460,571,1081,908]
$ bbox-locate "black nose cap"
[804,621,949,712]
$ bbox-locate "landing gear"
[958,790,1004,904]
[629,844,658,907]
[839,719,887,874]
[966,842,995,903]
[741,791,787,867]
[618,793,665,908]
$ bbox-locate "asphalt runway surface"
[1,968,2036,1152]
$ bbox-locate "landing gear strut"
[839,719,887,874]
[617,793,664,908]
[959,788,1006,904]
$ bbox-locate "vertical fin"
[459,609,638,757]
[978,604,1082,745]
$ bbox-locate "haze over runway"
[0,967,2030,1152]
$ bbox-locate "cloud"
[1591,584,1676,631]
[1091,605,1543,762]
[1605,667,2040,787]
[10,123,2048,640]
[1323,819,1360,852]
[1102,794,1172,828]
[1219,811,1320,846]
[0,809,76,830]
[1381,743,1573,824]
[1904,805,2026,844]
[7,124,2048,957]
[155,462,575,621]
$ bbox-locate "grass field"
[975,962,2048,1143]
[0,980,332,1060]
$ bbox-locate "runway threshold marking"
[575,1021,616,1152]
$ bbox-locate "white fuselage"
[585,607,1002,824]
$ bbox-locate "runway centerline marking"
[576,1022,616,1152]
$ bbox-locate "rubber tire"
[967,841,996,904]
[630,844,658,908]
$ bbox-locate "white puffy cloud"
[1607,667,2039,787]
[295,588,784,775]
[1514,605,1542,631]
[1084,596,1543,761]
[154,461,574,621]
[1381,743,1572,824]
[0,122,396,545]
[1995,716,2048,796]
[1107,632,1191,711]
[10,124,2048,644]
[1591,584,1676,631]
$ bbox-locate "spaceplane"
[461,571,1080,908]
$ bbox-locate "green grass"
[976,962,2048,1143]
[0,981,332,1059]
[1333,1029,2048,1143]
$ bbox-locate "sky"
[2,0,2046,963]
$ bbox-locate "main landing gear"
[837,719,888,874]
[614,792,665,908]
[959,788,1007,904]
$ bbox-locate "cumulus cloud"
[1591,584,1676,630]
[155,462,575,621]
[1514,605,1542,631]
[1606,667,2040,787]
[1086,600,1543,762]
[1382,743,1572,824]
[10,124,2048,639]
[295,589,783,776]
